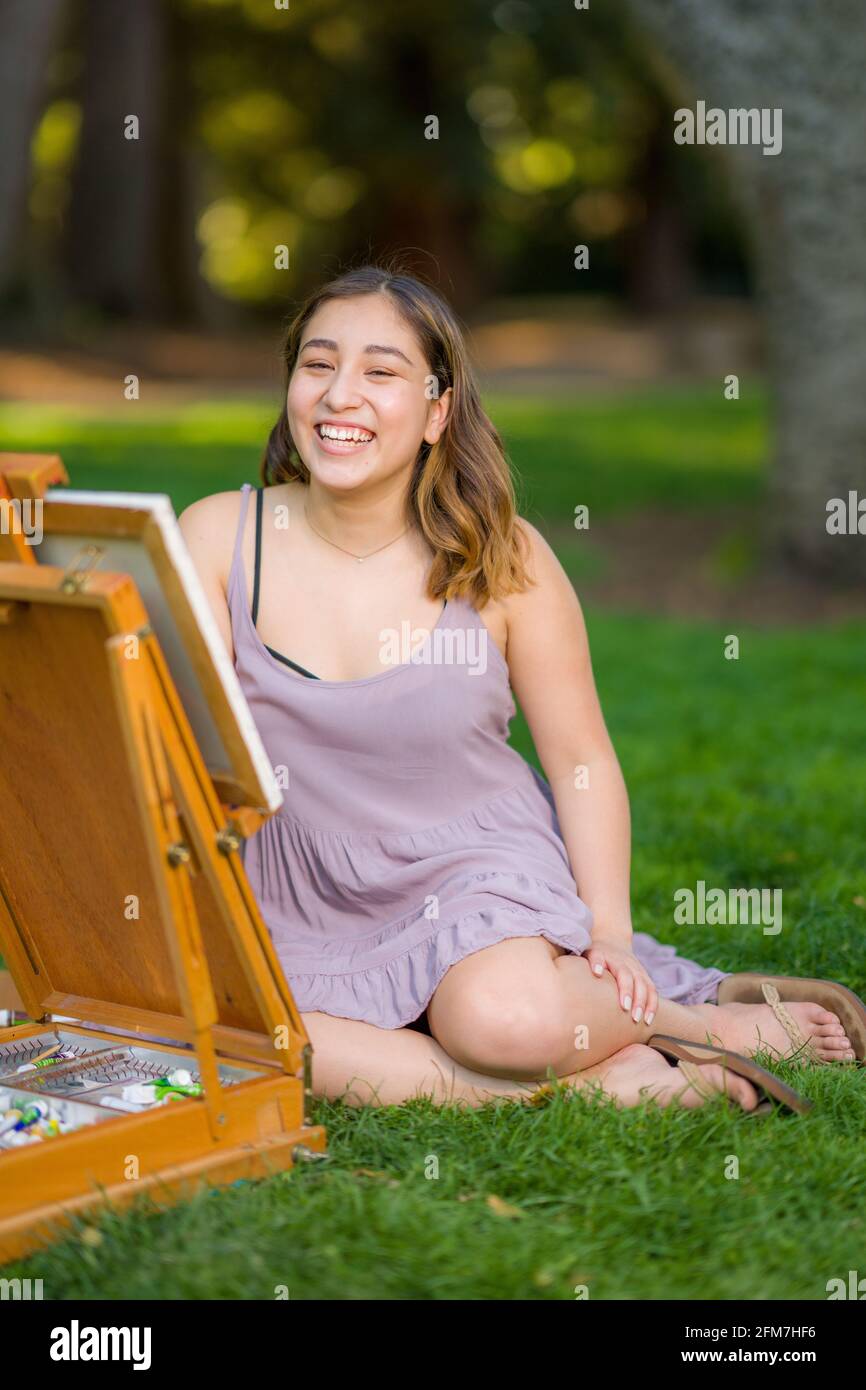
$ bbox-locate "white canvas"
[38,489,282,814]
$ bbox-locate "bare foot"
[693,1001,856,1064]
[565,1042,760,1112]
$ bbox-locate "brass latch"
[59,544,105,594]
[302,1042,313,1124]
[216,826,242,855]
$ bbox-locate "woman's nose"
[324,371,364,410]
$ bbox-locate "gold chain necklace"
[303,503,411,564]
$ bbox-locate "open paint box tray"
[0,1031,261,1137]
[0,456,327,1262]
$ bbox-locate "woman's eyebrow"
[299,336,414,366]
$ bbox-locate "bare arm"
[502,520,634,946]
[500,520,660,1023]
[177,492,237,664]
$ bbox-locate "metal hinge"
[59,544,105,593]
[216,826,242,855]
[302,1042,313,1125]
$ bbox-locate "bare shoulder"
[492,517,591,695]
[484,516,582,667]
[177,487,244,531]
[177,487,247,592]
[513,516,560,572]
[507,516,580,611]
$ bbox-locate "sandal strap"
[677,1059,718,1102]
[761,981,824,1064]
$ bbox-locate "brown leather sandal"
[717,973,866,1064]
[648,1034,813,1115]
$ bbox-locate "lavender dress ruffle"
[227,482,728,1029]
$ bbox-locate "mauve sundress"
[227,482,728,1029]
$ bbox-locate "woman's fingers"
[616,968,634,1013]
[586,951,631,1012]
[584,949,658,1024]
[630,973,649,1023]
[645,982,659,1027]
[585,948,607,979]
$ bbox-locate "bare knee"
[431,988,571,1078]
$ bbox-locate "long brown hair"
[262,258,533,608]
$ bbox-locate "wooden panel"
[0,563,310,1066]
[0,595,185,1017]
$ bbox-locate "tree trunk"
[625,109,697,314]
[367,26,490,312]
[0,0,68,295]
[63,0,169,319]
[620,0,866,582]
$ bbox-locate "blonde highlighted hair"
[262,258,533,608]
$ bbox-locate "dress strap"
[248,484,319,679]
[230,482,254,587]
[252,485,264,625]
[229,478,255,597]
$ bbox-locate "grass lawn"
[1,387,864,1299]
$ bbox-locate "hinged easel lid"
[37,487,282,814]
[0,561,304,1064]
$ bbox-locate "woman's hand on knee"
[584,941,658,1026]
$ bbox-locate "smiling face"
[286,293,452,494]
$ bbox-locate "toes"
[814,1042,853,1063]
[814,1008,842,1026]
[817,1034,851,1052]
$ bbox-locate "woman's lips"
[314,431,375,456]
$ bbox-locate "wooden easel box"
[0,456,326,1263]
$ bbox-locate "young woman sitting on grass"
[180,261,862,1116]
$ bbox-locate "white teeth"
[318,424,373,443]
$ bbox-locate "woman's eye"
[302,362,392,376]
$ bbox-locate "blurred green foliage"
[20,0,749,321]
[0,384,766,517]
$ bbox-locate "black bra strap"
[264,645,321,680]
[252,485,263,625]
[251,485,320,679]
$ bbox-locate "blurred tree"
[2,0,751,356]
[622,0,866,582]
[64,0,171,319]
[0,0,67,296]
[16,0,737,320]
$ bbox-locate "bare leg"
[303,1009,542,1108]
[426,943,729,1079]
[424,941,853,1082]
[302,1012,760,1112]
[550,955,854,1072]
